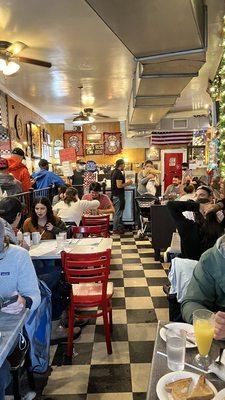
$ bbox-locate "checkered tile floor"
[40,232,170,400]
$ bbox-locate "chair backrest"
[82,215,110,236]
[71,225,107,238]
[151,204,176,249]
[61,249,111,301]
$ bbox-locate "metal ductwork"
[85,0,207,131]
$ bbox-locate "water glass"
[58,232,67,241]
[23,232,31,246]
[166,329,186,371]
[56,234,64,250]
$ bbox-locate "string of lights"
[209,16,225,177]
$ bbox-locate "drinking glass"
[56,234,64,250]
[193,309,215,369]
[166,329,186,371]
[58,232,67,241]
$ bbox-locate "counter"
[105,186,136,226]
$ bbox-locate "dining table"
[29,237,113,260]
[146,321,225,400]
[0,309,29,367]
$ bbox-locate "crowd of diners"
[0,149,225,397]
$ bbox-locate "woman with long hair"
[53,187,100,225]
[23,197,67,240]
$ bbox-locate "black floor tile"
[121,241,136,245]
[110,264,123,271]
[126,309,157,324]
[146,277,169,286]
[51,342,93,366]
[112,245,121,249]
[133,392,147,400]
[112,297,126,309]
[123,258,141,264]
[142,263,163,270]
[136,244,151,249]
[122,249,138,254]
[139,252,154,258]
[125,287,150,297]
[94,324,128,342]
[123,270,145,278]
[129,341,154,363]
[109,278,124,287]
[88,364,132,393]
[111,253,122,259]
[152,296,169,308]
[113,238,121,242]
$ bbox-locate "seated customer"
[164,176,181,200]
[23,197,67,240]
[0,197,28,249]
[182,234,225,340]
[82,182,114,215]
[53,187,99,225]
[167,186,225,260]
[0,218,40,398]
[178,184,195,201]
[52,185,68,206]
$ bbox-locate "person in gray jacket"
[0,157,22,196]
[137,160,160,195]
[0,217,40,399]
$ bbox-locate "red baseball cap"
[0,158,9,170]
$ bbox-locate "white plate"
[160,322,196,348]
[213,388,225,400]
[156,371,217,400]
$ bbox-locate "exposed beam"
[135,47,206,63]
[141,72,198,78]
[136,95,180,99]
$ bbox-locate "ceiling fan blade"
[7,41,27,55]
[95,113,111,118]
[17,56,52,68]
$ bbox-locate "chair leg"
[67,303,75,358]
[102,308,112,355]
[12,370,21,400]
[109,308,113,333]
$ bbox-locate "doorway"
[161,149,187,194]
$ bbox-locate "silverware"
[163,325,196,345]
[215,348,224,366]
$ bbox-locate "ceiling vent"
[173,118,188,129]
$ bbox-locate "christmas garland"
[209,16,225,177]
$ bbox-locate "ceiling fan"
[0,40,52,75]
[73,86,111,126]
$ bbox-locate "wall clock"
[91,125,97,131]
[14,114,23,140]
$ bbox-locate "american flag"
[150,131,193,146]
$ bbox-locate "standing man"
[111,159,133,234]
[8,147,32,192]
[0,157,22,195]
[32,159,65,189]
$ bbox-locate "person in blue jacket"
[32,159,65,189]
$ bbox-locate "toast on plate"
[187,375,214,400]
[165,378,193,400]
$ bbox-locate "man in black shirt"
[111,159,133,234]
[71,161,86,198]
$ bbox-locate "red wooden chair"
[82,215,110,237]
[71,225,108,238]
[61,249,113,357]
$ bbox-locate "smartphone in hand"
[2,295,19,308]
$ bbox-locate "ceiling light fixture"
[2,60,20,75]
[73,112,90,126]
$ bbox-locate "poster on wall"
[85,143,104,155]
[63,131,84,156]
[103,132,122,155]
[30,122,41,158]
[59,147,76,164]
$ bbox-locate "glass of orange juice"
[193,309,214,369]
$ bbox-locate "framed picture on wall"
[146,147,160,161]
[86,133,102,143]
[30,122,41,158]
